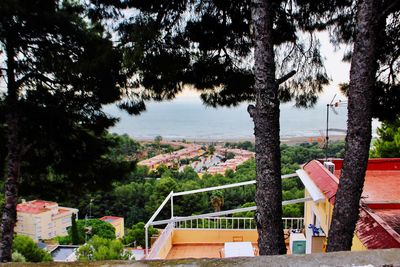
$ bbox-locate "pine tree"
[117,0,329,255]
[371,118,400,158]
[325,0,400,251]
[71,213,79,245]
[0,0,133,261]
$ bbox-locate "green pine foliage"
[71,213,79,245]
[371,118,400,158]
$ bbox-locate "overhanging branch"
[16,73,57,88]
[276,70,296,85]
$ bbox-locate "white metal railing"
[174,217,304,230]
[282,217,304,229]
[147,222,174,259]
[144,172,303,257]
[145,191,174,256]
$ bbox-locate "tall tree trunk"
[0,37,22,262]
[327,0,382,252]
[249,0,286,255]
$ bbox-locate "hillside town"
[138,143,255,175]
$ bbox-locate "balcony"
[147,217,304,259]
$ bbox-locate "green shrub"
[12,235,52,262]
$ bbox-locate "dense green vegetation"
[76,236,130,261]
[122,222,158,248]
[12,235,52,262]
[64,138,345,229]
[10,134,346,254]
[58,219,116,245]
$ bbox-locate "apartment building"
[15,200,78,241]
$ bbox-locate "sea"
[103,94,380,141]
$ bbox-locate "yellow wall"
[172,229,258,244]
[304,191,313,229]
[15,207,76,241]
[111,218,125,238]
[304,189,333,234]
[351,234,367,251]
[304,190,367,252]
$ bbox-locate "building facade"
[299,158,400,252]
[15,200,78,241]
[99,216,125,238]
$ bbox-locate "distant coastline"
[135,134,346,146]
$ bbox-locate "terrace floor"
[166,243,290,259]
[166,244,225,259]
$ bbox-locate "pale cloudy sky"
[174,31,350,106]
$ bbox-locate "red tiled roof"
[356,206,400,249]
[304,158,400,249]
[303,160,339,203]
[362,171,400,203]
[17,200,57,214]
[305,159,400,204]
[372,206,400,235]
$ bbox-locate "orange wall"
[157,231,174,259]
[172,229,258,244]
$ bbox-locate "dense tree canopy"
[115,0,332,108]
[0,0,144,259]
[69,219,116,245]
[62,138,344,229]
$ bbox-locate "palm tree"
[210,191,224,212]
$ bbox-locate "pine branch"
[16,73,57,88]
[276,70,296,85]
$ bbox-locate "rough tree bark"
[327,0,382,252]
[249,0,292,255]
[0,36,22,262]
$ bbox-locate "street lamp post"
[325,95,347,160]
[326,103,330,161]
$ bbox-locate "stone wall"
[4,248,400,267]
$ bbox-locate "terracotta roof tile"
[304,158,400,249]
[303,160,338,203]
[356,207,400,249]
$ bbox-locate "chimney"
[324,161,335,174]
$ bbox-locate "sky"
[156,31,350,105]
[102,31,366,140]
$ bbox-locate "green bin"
[292,240,306,254]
